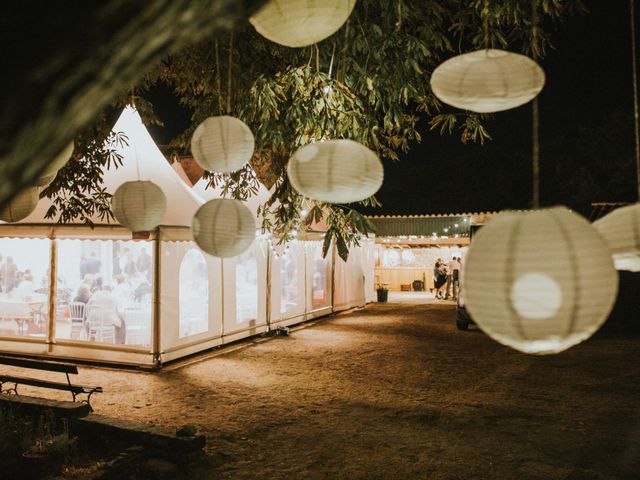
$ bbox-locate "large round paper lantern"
[430,49,545,113]
[190,116,254,174]
[111,181,167,232]
[593,203,640,272]
[462,208,618,355]
[287,139,383,203]
[249,0,356,48]
[0,187,40,223]
[192,199,256,258]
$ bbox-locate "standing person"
[2,257,17,293]
[447,257,461,300]
[434,260,447,299]
[85,251,101,275]
[136,248,151,280]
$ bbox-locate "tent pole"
[152,230,161,366]
[330,240,336,313]
[220,259,225,338]
[46,229,57,351]
[265,242,272,330]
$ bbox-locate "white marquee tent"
[0,106,376,367]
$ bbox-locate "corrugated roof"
[366,212,496,237]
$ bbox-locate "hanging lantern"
[190,116,255,174]
[287,139,383,203]
[192,199,256,258]
[593,203,640,272]
[42,141,74,177]
[111,181,167,232]
[249,0,356,48]
[430,49,545,113]
[0,187,40,223]
[462,208,618,355]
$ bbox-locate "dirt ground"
[7,295,640,479]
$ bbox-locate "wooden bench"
[0,355,102,413]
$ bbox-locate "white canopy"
[21,106,203,227]
[172,161,193,187]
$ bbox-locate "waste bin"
[376,288,388,303]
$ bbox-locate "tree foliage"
[46,0,583,259]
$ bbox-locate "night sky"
[147,0,638,217]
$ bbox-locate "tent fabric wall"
[222,239,269,342]
[270,240,307,326]
[305,241,333,319]
[159,240,223,360]
[333,245,366,312]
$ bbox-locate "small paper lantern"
[430,49,545,113]
[250,0,356,48]
[111,181,167,232]
[192,199,256,258]
[287,139,383,203]
[594,203,640,272]
[0,187,40,222]
[462,208,618,355]
[191,116,254,174]
[42,141,74,177]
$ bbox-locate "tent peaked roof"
[21,106,203,227]
[172,161,193,187]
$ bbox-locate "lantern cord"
[134,145,141,181]
[482,0,490,50]
[315,44,321,73]
[328,43,336,79]
[227,33,233,115]
[531,0,540,209]
[214,40,224,115]
[630,0,640,200]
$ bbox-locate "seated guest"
[73,284,91,304]
[86,285,125,344]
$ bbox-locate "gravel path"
[9,298,640,479]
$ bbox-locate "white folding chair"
[68,301,86,340]
[86,307,115,344]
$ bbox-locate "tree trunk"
[0,0,266,209]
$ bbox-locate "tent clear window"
[280,251,299,314]
[236,250,258,324]
[55,239,153,346]
[179,248,209,338]
[312,248,331,308]
[0,238,51,338]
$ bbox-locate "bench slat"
[0,375,101,394]
[0,355,78,374]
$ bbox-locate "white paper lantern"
[192,199,256,258]
[250,0,356,48]
[594,203,640,272]
[0,187,40,223]
[190,116,255,174]
[462,207,618,355]
[287,139,383,203]
[430,49,545,113]
[111,181,167,232]
[42,141,74,177]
